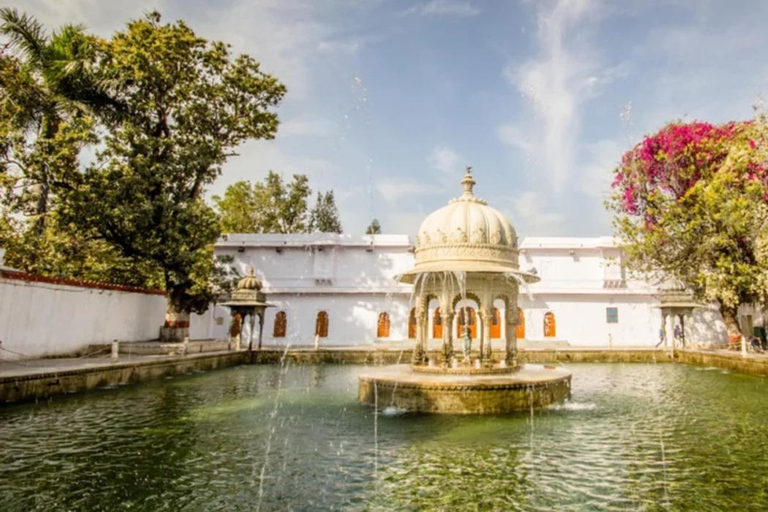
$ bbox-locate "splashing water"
[381,406,407,417]
[256,343,291,511]
[549,401,597,411]
[620,101,633,126]
[506,272,534,301]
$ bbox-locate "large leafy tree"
[59,12,286,338]
[310,190,343,233]
[608,119,768,336]
[214,172,311,233]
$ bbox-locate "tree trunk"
[159,300,190,342]
[34,177,49,234]
[721,303,743,347]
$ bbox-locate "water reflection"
[1,364,768,510]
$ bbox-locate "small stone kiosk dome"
[220,266,271,352]
[236,270,262,291]
[399,167,535,284]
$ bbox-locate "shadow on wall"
[517,297,553,340]
[692,307,728,346]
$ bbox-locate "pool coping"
[1,347,765,404]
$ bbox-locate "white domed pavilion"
[399,167,538,368]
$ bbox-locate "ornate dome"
[399,167,535,283]
[237,266,262,291]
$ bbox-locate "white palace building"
[192,173,735,349]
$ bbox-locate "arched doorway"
[544,311,556,338]
[377,312,391,338]
[273,311,287,338]
[433,307,442,338]
[408,308,417,338]
[456,306,478,338]
[516,308,525,339]
[490,307,501,339]
[315,311,329,338]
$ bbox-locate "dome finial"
[461,165,475,197]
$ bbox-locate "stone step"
[87,339,235,356]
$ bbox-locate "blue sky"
[13,0,768,236]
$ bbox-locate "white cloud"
[579,139,622,199]
[499,0,608,195]
[316,39,362,55]
[199,3,335,99]
[497,124,534,153]
[508,191,564,235]
[427,145,462,174]
[402,0,480,17]
[209,140,338,197]
[278,119,335,138]
[386,212,430,235]
[377,179,438,207]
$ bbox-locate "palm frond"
[0,8,47,65]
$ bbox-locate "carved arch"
[544,311,556,338]
[377,312,391,338]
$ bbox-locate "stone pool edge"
[2,347,766,404]
[0,351,248,403]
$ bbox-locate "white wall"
[518,294,660,346]
[0,277,166,360]
[190,303,230,341]
[193,293,413,347]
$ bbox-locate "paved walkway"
[0,351,232,379]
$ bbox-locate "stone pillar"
[257,311,265,350]
[505,301,519,367]
[441,307,454,365]
[680,313,686,349]
[480,307,493,363]
[412,297,427,365]
[671,313,678,353]
[245,312,255,352]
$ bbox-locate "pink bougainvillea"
[611,120,764,217]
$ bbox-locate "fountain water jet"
[358,167,571,413]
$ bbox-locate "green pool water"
[1,362,768,511]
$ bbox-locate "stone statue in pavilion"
[462,327,472,363]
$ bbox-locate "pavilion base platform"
[358,364,571,414]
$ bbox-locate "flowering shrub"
[607,117,768,336]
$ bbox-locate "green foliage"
[214,171,311,233]
[214,181,257,233]
[365,218,381,234]
[310,191,343,233]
